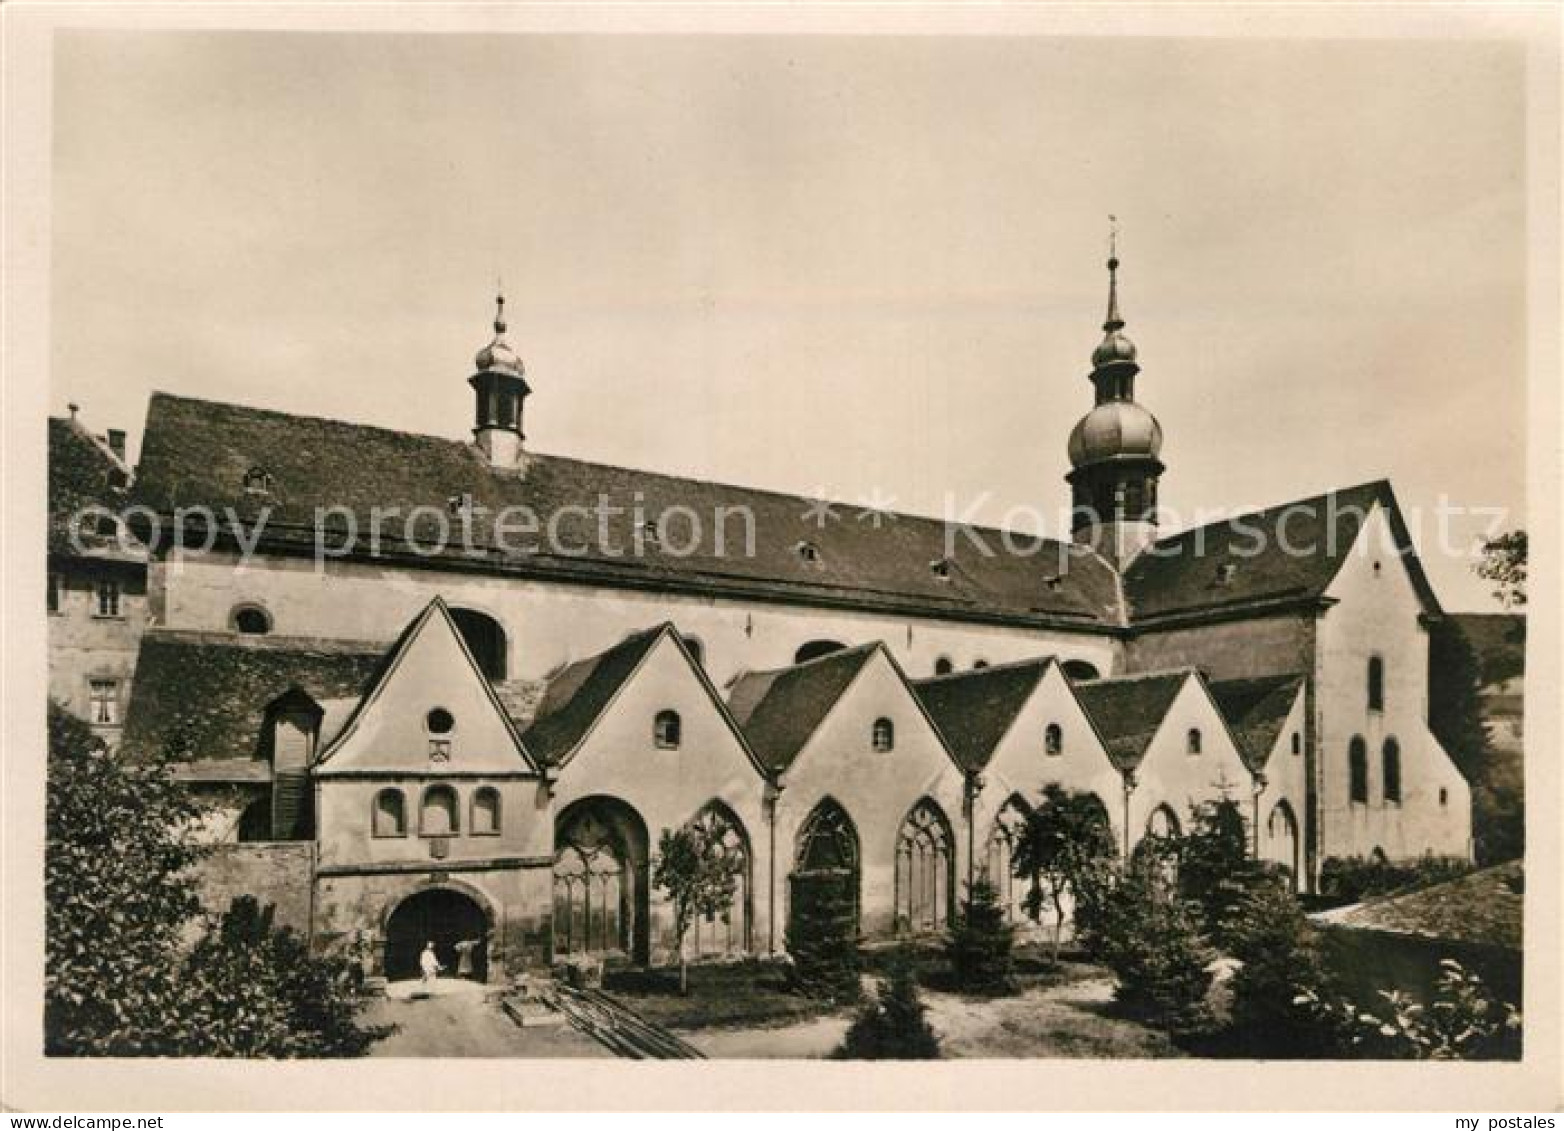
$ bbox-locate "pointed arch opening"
[1146,803,1181,840]
[553,796,651,963]
[790,797,861,937]
[984,794,1033,923]
[687,801,753,958]
[895,798,955,935]
[1265,800,1301,890]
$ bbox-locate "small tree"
[1011,784,1118,961]
[945,878,1017,995]
[652,823,741,995]
[835,948,941,1060]
[784,872,862,1002]
[1178,797,1269,948]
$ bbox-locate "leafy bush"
[834,949,941,1060]
[179,897,383,1057]
[1080,840,1214,1038]
[45,702,380,1057]
[1319,854,1473,905]
[45,704,204,1055]
[784,872,862,1003]
[945,878,1017,996]
[1298,958,1521,1060]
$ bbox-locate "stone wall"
[194,842,314,934]
[151,549,1121,688]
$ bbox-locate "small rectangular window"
[95,579,121,618]
[47,573,61,614]
[89,679,119,725]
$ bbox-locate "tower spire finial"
[1104,215,1124,331]
[494,277,507,335]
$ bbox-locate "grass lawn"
[602,958,842,1032]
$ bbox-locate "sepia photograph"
[2,0,1560,1116]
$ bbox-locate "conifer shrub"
[1080,839,1214,1038]
[945,878,1018,996]
[834,949,941,1060]
[784,872,862,1003]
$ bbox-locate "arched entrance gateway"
[552,796,651,964]
[383,887,492,983]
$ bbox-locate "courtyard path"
[364,978,607,1058]
[678,973,1180,1059]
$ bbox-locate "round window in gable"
[426,708,456,735]
[231,605,273,635]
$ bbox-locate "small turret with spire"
[469,288,532,468]
[1065,219,1165,568]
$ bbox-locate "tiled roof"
[519,627,665,767]
[1122,480,1442,623]
[120,630,385,764]
[1319,861,1523,950]
[1208,674,1305,768]
[129,392,1123,629]
[48,416,139,558]
[911,658,1053,771]
[1447,613,1526,687]
[1072,669,1191,769]
[726,644,879,774]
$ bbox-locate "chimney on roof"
[106,429,126,462]
[68,402,80,420]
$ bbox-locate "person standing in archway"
[454,938,477,980]
[419,940,442,988]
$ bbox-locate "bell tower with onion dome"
[1065,225,1165,568]
[470,290,532,468]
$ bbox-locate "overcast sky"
[51,31,1526,610]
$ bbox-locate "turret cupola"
[469,290,531,468]
[1065,223,1165,568]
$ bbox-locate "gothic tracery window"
[984,797,1031,923]
[895,799,953,934]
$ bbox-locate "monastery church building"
[47,255,1472,981]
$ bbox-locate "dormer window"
[929,558,951,580]
[448,492,475,516]
[796,540,821,564]
[641,520,661,546]
[872,717,895,752]
[1044,575,1064,592]
[242,466,273,494]
[654,709,682,750]
[1214,563,1238,587]
[1044,723,1063,755]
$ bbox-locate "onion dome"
[474,293,525,377]
[1067,400,1163,468]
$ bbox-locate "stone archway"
[383,887,492,983]
[895,798,955,934]
[553,796,651,965]
[1266,801,1301,890]
[790,797,862,939]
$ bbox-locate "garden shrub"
[1319,854,1473,905]
[835,949,941,1060]
[945,878,1017,996]
[784,872,862,1003]
[1298,958,1521,1060]
[1080,840,1215,1038]
[1221,874,1340,1056]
